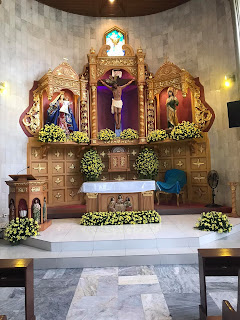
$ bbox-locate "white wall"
[0,0,239,216]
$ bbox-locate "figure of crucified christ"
[100,78,134,129]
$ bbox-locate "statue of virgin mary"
[46,91,78,134]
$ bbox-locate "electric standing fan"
[205,170,222,207]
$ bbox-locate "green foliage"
[97,128,116,141]
[147,129,168,142]
[170,121,202,140]
[38,124,66,142]
[80,210,161,226]
[4,218,40,244]
[81,149,104,181]
[69,131,90,144]
[135,148,159,180]
[120,128,139,140]
[195,211,232,233]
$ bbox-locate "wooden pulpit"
[5,174,51,231]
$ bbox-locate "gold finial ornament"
[90,47,95,54]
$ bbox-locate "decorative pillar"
[136,47,146,143]
[228,182,239,218]
[90,85,97,142]
[146,74,155,135]
[138,84,145,142]
[80,75,89,136]
[88,48,98,142]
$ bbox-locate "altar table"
[80,180,156,212]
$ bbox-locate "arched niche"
[88,27,146,141]
[31,198,41,224]
[9,198,15,221]
[18,199,28,218]
[21,62,82,136]
[155,87,192,130]
[97,69,138,131]
[146,60,215,133]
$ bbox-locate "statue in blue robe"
[46,92,78,134]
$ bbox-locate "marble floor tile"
[67,296,118,320]
[97,276,119,296]
[164,293,220,320]
[118,275,159,285]
[118,265,156,277]
[81,267,118,277]
[118,283,162,309]
[154,265,199,277]
[157,273,200,294]
[0,264,235,320]
[118,306,146,320]
[209,291,238,311]
[141,293,172,320]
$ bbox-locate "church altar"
[80,180,155,212]
[17,25,215,218]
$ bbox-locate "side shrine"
[16,26,215,217]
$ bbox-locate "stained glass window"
[106,30,125,56]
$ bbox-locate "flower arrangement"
[147,129,168,142]
[120,128,139,140]
[4,217,40,244]
[170,121,202,140]
[195,211,232,233]
[135,148,159,180]
[80,210,161,226]
[81,149,104,181]
[97,128,116,141]
[69,131,90,144]
[38,124,66,143]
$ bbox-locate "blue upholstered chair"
[156,169,187,206]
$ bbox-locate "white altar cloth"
[79,180,156,194]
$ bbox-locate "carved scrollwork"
[52,62,79,81]
[194,89,212,130]
[22,94,41,135]
[148,60,214,132]
[122,44,135,56]
[33,62,80,101]
[98,44,111,57]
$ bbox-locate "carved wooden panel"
[156,133,211,204]
[52,175,65,188]
[27,138,84,207]
[52,162,65,174]
[53,189,65,204]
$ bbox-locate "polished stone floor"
[0,265,238,320]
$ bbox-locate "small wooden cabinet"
[108,152,130,172]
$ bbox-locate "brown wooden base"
[86,191,154,212]
[39,220,52,231]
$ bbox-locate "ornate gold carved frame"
[146,60,214,135]
[88,42,146,143]
[22,62,90,136]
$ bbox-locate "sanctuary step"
[47,204,232,219]
[1,215,240,269]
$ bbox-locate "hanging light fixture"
[0,82,7,95]
[224,74,236,88]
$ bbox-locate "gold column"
[90,85,97,142]
[146,75,155,134]
[136,47,146,143]
[88,48,98,142]
[138,84,145,143]
[80,75,89,136]
[228,182,239,218]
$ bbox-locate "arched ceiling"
[35,0,190,17]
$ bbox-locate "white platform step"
[24,215,240,252]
